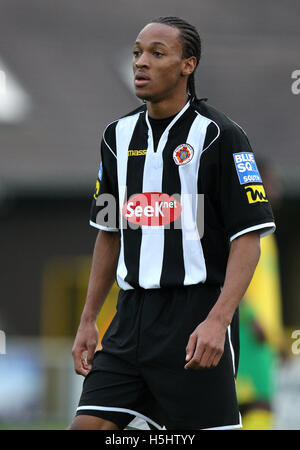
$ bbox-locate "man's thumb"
[186,334,196,361]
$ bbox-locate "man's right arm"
[72,229,120,376]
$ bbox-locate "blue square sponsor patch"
[233,152,262,185]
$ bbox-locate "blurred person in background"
[236,158,288,429]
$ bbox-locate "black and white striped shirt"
[90,99,275,290]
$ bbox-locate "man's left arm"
[185,230,260,370]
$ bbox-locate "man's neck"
[146,93,189,119]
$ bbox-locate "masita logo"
[245,185,268,204]
[122,192,182,226]
[128,149,147,156]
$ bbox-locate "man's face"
[132,23,187,102]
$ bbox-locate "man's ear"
[181,56,197,77]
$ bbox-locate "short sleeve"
[89,137,119,232]
[219,125,275,242]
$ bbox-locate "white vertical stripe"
[179,114,211,285]
[227,324,236,375]
[115,113,141,290]
[138,102,191,289]
[138,116,164,289]
[227,325,242,429]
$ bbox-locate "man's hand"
[184,232,261,371]
[71,230,119,377]
[184,316,227,370]
[72,320,99,376]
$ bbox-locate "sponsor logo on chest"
[122,192,181,226]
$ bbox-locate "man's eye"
[153,51,163,57]
[133,50,141,57]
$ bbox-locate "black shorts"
[76,283,241,430]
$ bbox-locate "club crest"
[173,144,194,166]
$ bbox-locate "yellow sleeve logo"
[245,185,268,204]
[93,179,100,200]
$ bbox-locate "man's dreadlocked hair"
[150,16,202,102]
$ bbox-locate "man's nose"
[135,52,150,68]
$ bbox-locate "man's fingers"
[87,342,97,365]
[81,350,91,369]
[185,333,197,361]
[199,348,216,368]
[184,341,205,369]
[72,347,90,376]
[185,344,223,370]
[211,350,223,368]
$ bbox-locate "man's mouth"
[134,72,151,87]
